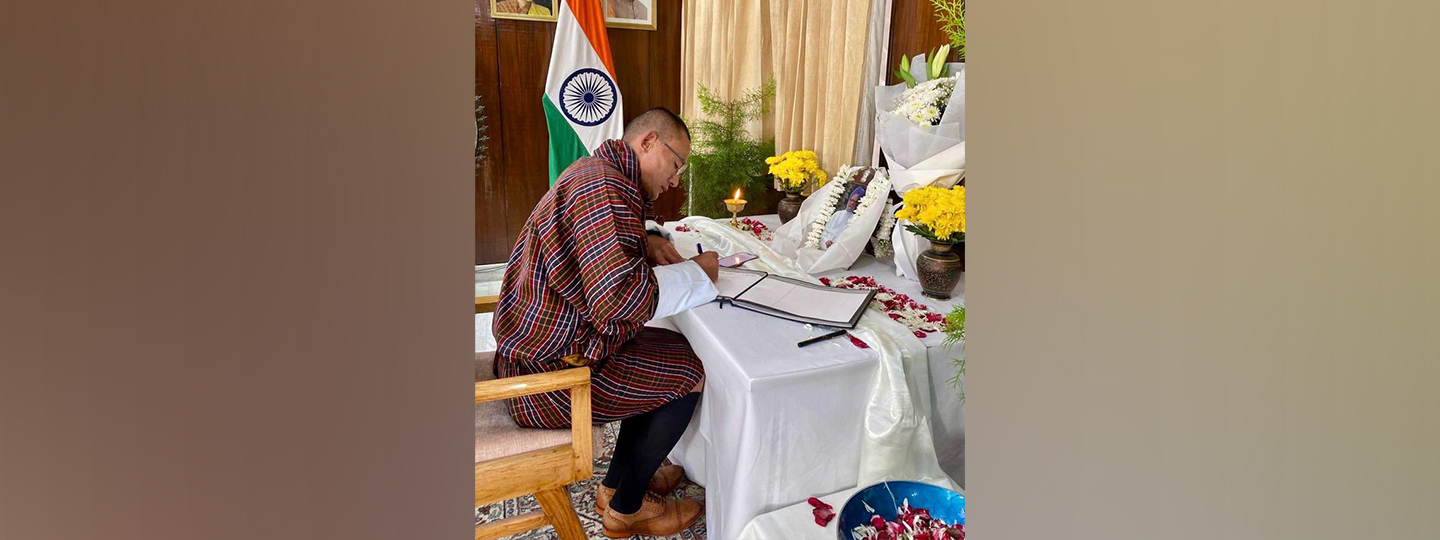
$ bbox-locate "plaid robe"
[493,139,704,429]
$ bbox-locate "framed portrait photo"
[603,0,656,30]
[818,167,878,250]
[490,0,558,22]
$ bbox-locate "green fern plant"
[683,81,776,218]
[930,0,965,62]
[942,305,966,403]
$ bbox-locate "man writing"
[492,108,716,538]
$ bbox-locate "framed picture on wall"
[603,0,656,30]
[490,0,558,22]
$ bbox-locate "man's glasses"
[661,140,689,177]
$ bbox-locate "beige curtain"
[681,0,775,143]
[682,0,876,192]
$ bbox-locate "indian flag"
[544,0,623,184]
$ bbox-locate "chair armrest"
[476,367,589,403]
[476,295,500,314]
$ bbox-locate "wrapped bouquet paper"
[772,165,894,274]
[876,53,966,279]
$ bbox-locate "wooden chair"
[475,295,593,540]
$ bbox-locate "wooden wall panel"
[475,1,510,265]
[644,2,686,222]
[476,0,685,264]
[494,18,557,250]
[887,0,953,85]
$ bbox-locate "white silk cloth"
[771,179,887,275]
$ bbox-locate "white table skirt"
[661,291,880,540]
[808,241,967,488]
[758,214,966,485]
[659,216,964,540]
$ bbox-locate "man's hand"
[646,235,686,266]
[691,251,719,283]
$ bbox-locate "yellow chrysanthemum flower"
[767,149,828,193]
[896,185,965,242]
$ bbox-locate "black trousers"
[601,392,701,514]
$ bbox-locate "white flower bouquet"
[876,52,966,280]
[893,76,957,127]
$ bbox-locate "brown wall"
[476,0,685,264]
[887,0,954,85]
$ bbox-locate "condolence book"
[712,267,876,329]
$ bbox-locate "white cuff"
[652,261,718,319]
[645,220,673,242]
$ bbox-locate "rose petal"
[812,506,835,526]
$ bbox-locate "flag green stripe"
[543,95,589,186]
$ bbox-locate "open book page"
[714,267,767,299]
[735,276,873,326]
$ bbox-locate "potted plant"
[683,82,776,219]
[765,149,827,224]
[894,185,965,299]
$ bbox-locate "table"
[656,216,964,540]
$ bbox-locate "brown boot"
[595,462,688,513]
[601,492,702,539]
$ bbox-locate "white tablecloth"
[658,216,963,540]
[762,214,966,485]
[663,291,882,540]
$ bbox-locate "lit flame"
[733,188,742,200]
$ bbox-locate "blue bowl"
[836,481,965,540]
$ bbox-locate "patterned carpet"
[476,422,708,540]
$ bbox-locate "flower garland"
[820,275,946,346]
[804,173,850,249]
[871,200,896,258]
[804,166,893,250]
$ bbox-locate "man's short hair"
[623,107,691,143]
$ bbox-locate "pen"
[797,329,848,348]
[696,242,703,255]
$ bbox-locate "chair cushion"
[476,351,573,463]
